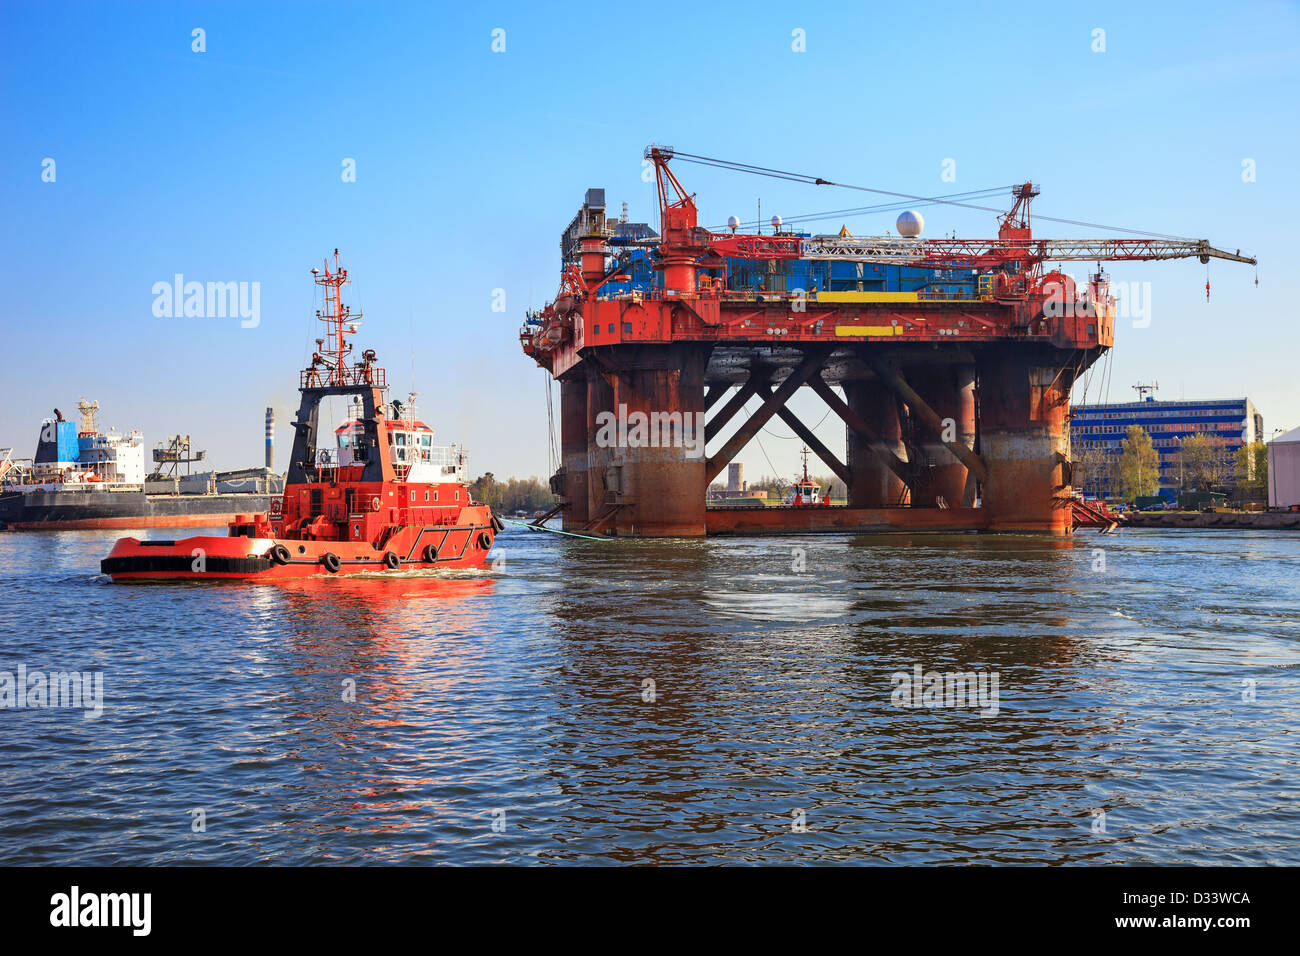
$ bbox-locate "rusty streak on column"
[559,372,590,531]
[977,348,1074,535]
[584,364,618,528]
[757,385,851,487]
[706,350,830,484]
[907,363,977,507]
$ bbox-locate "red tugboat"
[101,251,502,582]
[780,447,831,507]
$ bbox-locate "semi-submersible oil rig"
[521,147,1255,537]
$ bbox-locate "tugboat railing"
[300,366,387,390]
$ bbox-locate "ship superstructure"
[6,400,147,489]
[0,403,280,530]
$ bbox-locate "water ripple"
[0,526,1297,864]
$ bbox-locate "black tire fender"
[423,543,439,563]
[269,544,290,565]
[477,530,492,550]
[321,552,341,573]
[383,551,400,570]
[490,514,505,533]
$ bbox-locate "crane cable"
[709,186,1015,232]
[670,150,1194,241]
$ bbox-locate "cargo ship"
[100,250,500,581]
[0,400,281,530]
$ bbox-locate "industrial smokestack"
[265,407,274,470]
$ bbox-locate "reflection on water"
[0,525,1297,864]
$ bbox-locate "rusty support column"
[860,351,987,485]
[978,350,1074,535]
[586,344,709,536]
[908,364,977,507]
[843,380,910,507]
[808,373,911,490]
[584,368,617,527]
[559,374,590,531]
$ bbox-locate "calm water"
[0,525,1297,865]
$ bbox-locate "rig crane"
[643,146,1255,303]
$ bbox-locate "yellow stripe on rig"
[835,325,900,337]
[815,291,920,303]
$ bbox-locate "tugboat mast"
[310,249,364,388]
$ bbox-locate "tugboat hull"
[101,520,496,581]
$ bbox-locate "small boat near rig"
[780,447,831,507]
[101,251,501,582]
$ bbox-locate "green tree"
[1235,440,1268,494]
[1116,425,1159,502]
[748,476,789,496]
[470,472,500,508]
[469,474,555,513]
[1178,433,1230,492]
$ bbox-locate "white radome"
[896,210,925,237]
[727,215,740,231]
[770,215,783,232]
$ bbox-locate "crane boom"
[799,236,1257,267]
[632,148,1255,306]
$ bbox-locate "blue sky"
[2,1,1296,481]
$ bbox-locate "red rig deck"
[521,147,1256,537]
[102,251,501,582]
